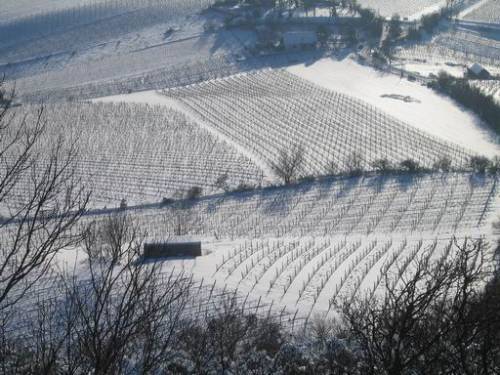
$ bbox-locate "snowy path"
[458,0,492,19]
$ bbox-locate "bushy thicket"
[430,72,500,134]
[401,6,453,41]
[356,7,384,38]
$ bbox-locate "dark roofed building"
[467,63,491,79]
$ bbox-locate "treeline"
[430,72,500,135]
[269,144,499,187]
[405,5,454,40]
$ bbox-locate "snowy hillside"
[161,69,475,173]
[2,0,500,367]
[65,172,498,317]
[0,0,227,100]
[288,58,500,157]
[11,102,264,207]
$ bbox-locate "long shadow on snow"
[0,4,186,58]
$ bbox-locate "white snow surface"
[287,57,500,157]
[356,0,446,19]
[0,0,106,22]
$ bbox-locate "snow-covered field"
[357,0,445,19]
[76,62,500,317]
[12,102,263,208]
[460,0,500,25]
[288,58,500,157]
[0,0,214,35]
[61,172,498,317]
[0,0,229,100]
[394,28,500,72]
[128,173,497,240]
[3,0,500,328]
[0,0,108,22]
[161,69,475,173]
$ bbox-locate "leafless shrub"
[325,159,339,176]
[177,295,284,373]
[345,151,364,176]
[214,173,229,192]
[173,206,193,236]
[370,158,393,173]
[271,143,305,184]
[469,155,490,174]
[186,186,202,200]
[433,155,452,172]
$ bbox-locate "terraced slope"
[163,70,474,177]
[11,102,264,207]
[78,172,497,317]
[130,173,496,240]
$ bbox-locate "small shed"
[467,63,490,79]
[282,31,318,50]
[143,241,202,259]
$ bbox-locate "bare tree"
[339,238,498,375]
[84,213,134,262]
[62,213,192,374]
[324,159,338,176]
[399,158,421,173]
[0,80,89,311]
[345,151,364,176]
[0,214,193,374]
[370,158,393,173]
[271,143,305,184]
[433,155,452,172]
[469,156,490,174]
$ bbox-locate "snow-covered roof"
[468,62,487,75]
[283,31,317,47]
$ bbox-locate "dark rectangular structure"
[143,242,202,258]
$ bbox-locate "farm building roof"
[468,62,488,75]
